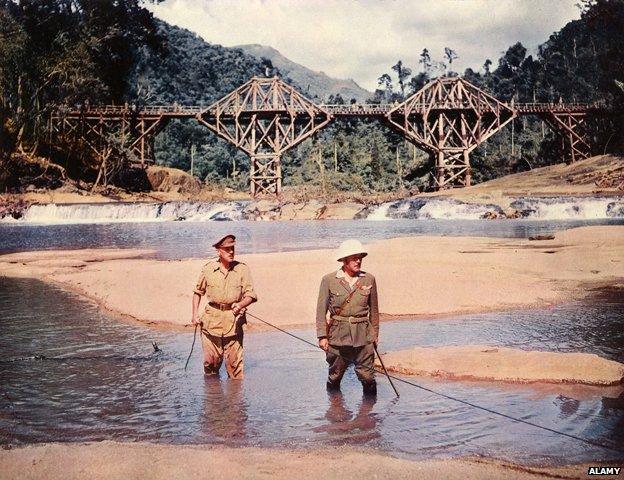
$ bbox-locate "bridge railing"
[53,100,607,118]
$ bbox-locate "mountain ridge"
[236,43,372,102]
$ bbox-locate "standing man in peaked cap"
[316,239,379,396]
[192,234,257,379]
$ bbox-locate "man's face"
[218,245,235,263]
[342,254,364,274]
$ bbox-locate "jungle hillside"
[1,0,623,197]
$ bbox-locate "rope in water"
[244,311,624,455]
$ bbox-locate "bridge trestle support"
[387,77,516,190]
[197,77,331,197]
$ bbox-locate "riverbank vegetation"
[0,0,622,196]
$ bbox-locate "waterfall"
[16,201,247,224]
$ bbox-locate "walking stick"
[184,324,198,371]
[373,343,399,398]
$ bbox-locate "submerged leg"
[354,344,377,396]
[326,345,349,390]
[201,332,224,376]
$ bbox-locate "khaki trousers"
[201,332,244,379]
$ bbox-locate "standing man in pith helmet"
[192,234,257,379]
[316,239,379,396]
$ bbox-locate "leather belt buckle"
[210,302,231,311]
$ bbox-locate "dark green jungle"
[0,0,623,194]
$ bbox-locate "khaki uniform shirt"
[316,269,379,347]
[194,259,257,336]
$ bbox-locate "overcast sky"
[149,0,581,91]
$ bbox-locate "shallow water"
[1,278,622,465]
[1,218,623,259]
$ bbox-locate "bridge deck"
[53,101,606,119]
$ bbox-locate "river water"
[1,216,623,466]
[2,218,624,258]
[0,278,622,465]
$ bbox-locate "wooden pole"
[190,144,195,177]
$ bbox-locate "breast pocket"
[226,282,242,301]
[329,288,347,310]
[355,286,372,306]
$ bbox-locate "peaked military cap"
[212,234,236,248]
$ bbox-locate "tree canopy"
[1,0,622,194]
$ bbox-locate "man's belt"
[331,314,368,324]
[208,302,233,311]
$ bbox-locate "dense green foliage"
[0,0,165,184]
[1,0,622,193]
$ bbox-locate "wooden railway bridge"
[50,76,608,196]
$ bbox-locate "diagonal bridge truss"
[197,77,331,196]
[386,77,515,188]
[50,76,608,196]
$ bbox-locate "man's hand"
[191,315,202,326]
[318,338,329,351]
[232,302,247,316]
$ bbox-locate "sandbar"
[1,225,622,332]
[0,442,613,480]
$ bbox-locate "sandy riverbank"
[0,442,613,480]
[1,225,623,383]
[1,225,622,330]
[379,346,624,386]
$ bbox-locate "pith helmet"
[336,239,368,262]
[212,234,236,249]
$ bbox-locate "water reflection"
[313,391,380,442]
[201,377,248,442]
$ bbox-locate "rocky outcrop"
[242,199,281,221]
[279,201,324,220]
[317,202,367,220]
[146,166,201,194]
[242,199,366,220]
[0,199,29,220]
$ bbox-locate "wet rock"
[279,201,323,220]
[481,210,501,220]
[503,209,523,219]
[386,198,428,219]
[0,200,29,220]
[317,202,367,220]
[607,202,624,218]
[243,199,281,221]
[528,234,556,241]
[353,206,372,219]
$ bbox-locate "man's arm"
[316,276,330,351]
[192,292,202,325]
[232,264,258,315]
[192,271,207,325]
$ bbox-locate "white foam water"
[17,201,246,224]
[510,197,624,220]
[367,196,624,221]
[6,196,624,224]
